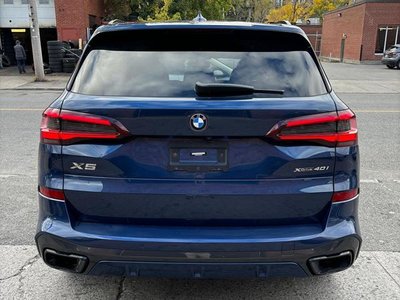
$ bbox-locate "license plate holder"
[169,142,228,172]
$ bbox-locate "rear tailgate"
[61,95,336,226]
[56,26,337,227]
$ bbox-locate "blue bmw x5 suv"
[36,22,361,278]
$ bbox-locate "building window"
[375,25,400,54]
[21,0,28,3]
[4,0,13,4]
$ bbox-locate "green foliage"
[130,0,161,21]
[105,0,272,22]
[201,0,233,20]
[267,0,351,23]
[267,1,312,23]
[104,0,132,21]
[228,0,273,22]
[310,0,350,19]
[105,0,349,23]
[144,0,182,21]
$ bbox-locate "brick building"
[54,0,104,42]
[298,25,323,56]
[320,0,400,63]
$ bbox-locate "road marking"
[0,174,36,178]
[0,108,44,111]
[360,179,380,183]
[356,110,400,113]
[0,108,43,111]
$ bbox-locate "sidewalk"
[0,246,399,299]
[0,66,69,90]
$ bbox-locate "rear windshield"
[71,29,327,98]
[72,50,326,97]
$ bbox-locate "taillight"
[40,108,130,145]
[266,109,357,147]
[39,186,65,201]
[332,188,359,202]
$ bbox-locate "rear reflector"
[266,109,357,147]
[40,108,130,145]
[332,188,359,202]
[39,186,65,201]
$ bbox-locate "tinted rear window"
[71,28,327,98]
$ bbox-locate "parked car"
[36,21,361,278]
[381,44,400,69]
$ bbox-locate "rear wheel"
[386,64,395,69]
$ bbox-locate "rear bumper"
[36,232,360,278]
[381,57,399,66]
[35,195,361,278]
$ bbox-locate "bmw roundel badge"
[190,114,207,131]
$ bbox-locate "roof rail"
[108,19,124,25]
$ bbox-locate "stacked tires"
[48,41,82,73]
[1,55,11,67]
[69,49,83,57]
[62,48,81,73]
[47,41,64,73]
[62,58,76,73]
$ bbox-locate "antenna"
[192,12,207,23]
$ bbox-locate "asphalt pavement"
[0,63,399,299]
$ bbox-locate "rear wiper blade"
[195,82,284,97]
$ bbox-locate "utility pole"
[28,0,45,81]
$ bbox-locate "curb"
[0,88,64,91]
[15,87,64,91]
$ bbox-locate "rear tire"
[47,40,62,45]
[2,55,11,67]
[386,64,395,69]
[48,54,64,59]
[47,45,63,51]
